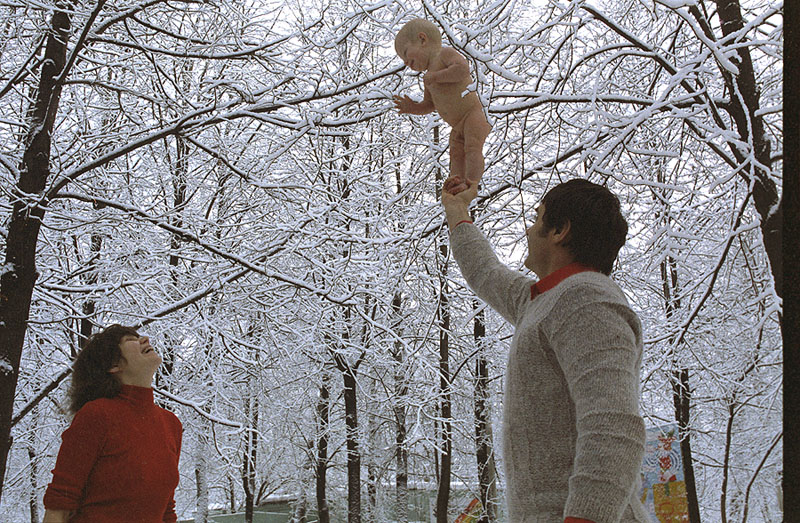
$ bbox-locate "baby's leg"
[449,129,465,182]
[463,109,491,186]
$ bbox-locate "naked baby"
[393,19,490,195]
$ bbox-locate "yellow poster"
[640,424,690,523]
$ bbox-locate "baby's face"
[395,34,431,72]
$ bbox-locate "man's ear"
[551,220,571,245]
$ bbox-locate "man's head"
[394,18,442,71]
[525,179,628,276]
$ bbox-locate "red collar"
[531,262,598,300]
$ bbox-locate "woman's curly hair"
[67,324,139,415]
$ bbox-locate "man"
[442,177,649,523]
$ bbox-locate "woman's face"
[110,333,162,386]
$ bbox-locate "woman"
[43,324,182,522]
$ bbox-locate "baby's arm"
[393,87,435,115]
[425,47,471,85]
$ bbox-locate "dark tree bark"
[161,133,189,379]
[0,2,75,501]
[194,415,210,523]
[473,304,497,523]
[78,233,102,355]
[333,346,362,523]
[291,499,307,523]
[242,388,259,523]
[314,369,331,523]
[661,256,702,523]
[433,125,452,523]
[713,0,782,301]
[391,292,409,523]
[228,474,236,513]
[27,421,38,523]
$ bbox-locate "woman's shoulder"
[156,405,183,430]
[76,395,116,417]
[69,396,115,430]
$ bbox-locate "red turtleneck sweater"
[44,385,182,522]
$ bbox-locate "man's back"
[502,271,648,522]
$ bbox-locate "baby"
[393,19,490,194]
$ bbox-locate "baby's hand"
[393,94,415,114]
[423,71,438,88]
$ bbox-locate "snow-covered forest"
[0,0,782,521]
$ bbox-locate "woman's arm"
[43,404,107,514]
[163,413,183,523]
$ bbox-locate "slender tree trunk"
[434,125,452,523]
[27,415,39,523]
[721,399,735,523]
[78,233,102,354]
[473,304,497,522]
[242,388,259,523]
[228,474,236,513]
[391,292,409,523]
[161,134,188,379]
[367,462,377,521]
[0,1,74,499]
[661,253,701,523]
[672,363,701,523]
[315,369,331,523]
[336,352,362,523]
[194,415,210,523]
[655,167,701,523]
[291,499,307,523]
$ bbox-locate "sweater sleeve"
[163,411,183,523]
[547,287,645,523]
[449,222,533,326]
[43,402,108,510]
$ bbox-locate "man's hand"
[442,176,478,230]
[443,176,469,195]
[393,94,416,114]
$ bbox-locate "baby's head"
[395,18,442,70]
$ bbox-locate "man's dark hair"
[541,178,628,275]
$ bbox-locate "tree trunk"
[656,160,702,523]
[315,369,331,523]
[367,462,377,521]
[291,498,307,523]
[713,0,782,301]
[228,474,236,513]
[0,1,74,500]
[337,353,362,523]
[661,255,701,523]
[473,304,497,522]
[434,125,452,523]
[27,418,39,523]
[78,233,102,355]
[391,292,409,523]
[161,133,188,379]
[242,388,259,523]
[194,416,210,523]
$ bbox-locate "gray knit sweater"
[451,223,649,523]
